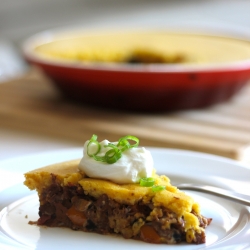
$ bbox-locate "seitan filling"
[36,175,211,244]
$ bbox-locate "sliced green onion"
[92,155,106,162]
[118,135,139,151]
[105,148,122,164]
[87,135,101,157]
[152,185,166,192]
[104,143,117,149]
[87,134,139,164]
[90,134,98,141]
[118,138,130,151]
[140,177,155,187]
[140,177,166,192]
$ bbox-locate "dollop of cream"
[79,139,154,184]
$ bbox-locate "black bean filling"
[36,175,211,244]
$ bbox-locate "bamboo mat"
[0,68,250,164]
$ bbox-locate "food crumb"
[28,221,38,225]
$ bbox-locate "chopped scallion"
[118,135,139,151]
[140,177,155,187]
[87,135,101,157]
[105,148,122,164]
[139,177,166,192]
[87,134,139,164]
[152,185,166,192]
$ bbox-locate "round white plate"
[0,148,250,250]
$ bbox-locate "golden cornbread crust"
[24,159,84,194]
[24,160,211,244]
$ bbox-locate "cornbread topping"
[79,138,154,184]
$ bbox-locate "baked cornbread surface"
[24,160,83,193]
[24,159,210,244]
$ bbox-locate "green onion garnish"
[140,177,155,187]
[105,148,122,164]
[87,134,101,157]
[117,135,139,151]
[87,134,139,164]
[92,155,106,162]
[152,185,166,192]
[139,177,166,192]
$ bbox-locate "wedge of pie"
[24,159,211,244]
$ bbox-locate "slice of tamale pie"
[24,159,211,244]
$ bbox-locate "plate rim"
[0,147,250,249]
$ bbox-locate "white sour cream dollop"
[79,139,154,184]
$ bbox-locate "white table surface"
[0,128,82,161]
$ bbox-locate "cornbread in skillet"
[24,160,211,244]
[34,32,193,64]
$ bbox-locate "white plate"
[0,148,250,250]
